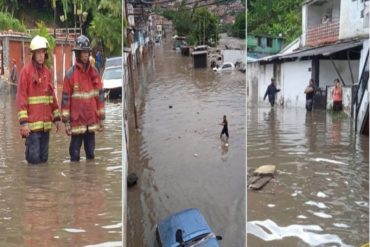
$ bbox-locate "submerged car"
[212,62,235,72]
[156,208,221,247]
[102,65,122,99]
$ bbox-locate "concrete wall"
[302,5,308,46]
[303,0,341,47]
[358,39,369,78]
[318,59,359,87]
[281,60,312,108]
[326,85,352,115]
[339,0,369,40]
[247,62,259,104]
[222,49,246,64]
[356,88,368,131]
[306,0,341,27]
[307,5,324,27]
[257,63,274,105]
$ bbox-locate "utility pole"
[122,1,128,246]
[53,0,56,38]
[73,1,77,40]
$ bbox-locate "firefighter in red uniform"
[16,35,61,164]
[61,35,105,162]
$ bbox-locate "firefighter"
[16,35,61,164]
[61,35,105,162]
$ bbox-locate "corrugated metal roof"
[280,40,363,59]
[192,50,208,55]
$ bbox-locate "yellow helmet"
[30,35,49,51]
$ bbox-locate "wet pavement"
[0,93,122,247]
[247,106,369,247]
[127,39,246,246]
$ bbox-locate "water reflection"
[247,107,369,246]
[22,166,59,247]
[247,219,352,247]
[128,38,246,246]
[0,93,122,246]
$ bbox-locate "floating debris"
[128,173,138,188]
[63,228,86,233]
[316,192,328,198]
[311,158,347,165]
[248,165,276,190]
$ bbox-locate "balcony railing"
[305,19,340,47]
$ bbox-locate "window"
[267,38,273,48]
[222,64,232,69]
[257,37,262,47]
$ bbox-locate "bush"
[0,12,26,32]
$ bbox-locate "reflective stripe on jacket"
[61,61,105,134]
[16,61,60,132]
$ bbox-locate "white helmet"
[30,35,49,51]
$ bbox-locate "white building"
[248,0,369,134]
[247,0,369,112]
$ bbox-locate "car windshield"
[105,57,122,68]
[103,67,122,80]
[180,233,213,247]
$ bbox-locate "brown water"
[0,92,122,247]
[247,107,369,247]
[127,40,246,246]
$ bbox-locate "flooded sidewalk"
[247,106,369,246]
[127,40,246,246]
[0,93,122,246]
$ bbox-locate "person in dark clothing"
[304,79,315,111]
[220,115,229,139]
[95,51,102,73]
[264,78,280,107]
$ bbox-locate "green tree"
[172,5,193,36]
[0,11,26,31]
[248,0,303,43]
[231,12,245,39]
[191,7,219,46]
[1,0,18,15]
[87,0,121,56]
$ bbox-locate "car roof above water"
[105,56,122,68]
[157,208,218,246]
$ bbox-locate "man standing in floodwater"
[16,35,61,164]
[264,78,280,107]
[220,115,229,140]
[304,79,315,111]
[61,35,105,162]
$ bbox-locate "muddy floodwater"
[127,40,246,246]
[0,93,122,247]
[247,106,369,247]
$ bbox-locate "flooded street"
[127,40,246,246]
[0,93,122,247]
[247,107,369,246]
